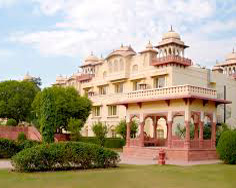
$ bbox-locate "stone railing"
[126,85,217,100]
[172,140,185,148]
[152,55,192,66]
[89,85,217,104]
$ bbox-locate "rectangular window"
[115,83,124,93]
[99,86,107,95]
[108,105,117,116]
[155,76,166,88]
[133,81,139,91]
[93,106,101,117]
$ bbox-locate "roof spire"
[91,51,93,56]
[121,43,124,48]
[233,48,235,53]
[170,25,173,32]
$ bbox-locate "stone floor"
[0,160,13,169]
[119,153,222,166]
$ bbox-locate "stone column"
[126,122,131,147]
[153,123,157,139]
[184,121,190,149]
[167,121,173,148]
[199,121,204,149]
[211,122,216,149]
[139,122,145,147]
[194,123,199,140]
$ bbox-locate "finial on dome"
[170,25,173,32]
[91,51,93,56]
[121,43,124,48]
[148,40,151,44]
[233,48,235,53]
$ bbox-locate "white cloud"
[0,0,17,7]
[10,0,236,67]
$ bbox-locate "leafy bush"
[17,140,40,151]
[12,142,120,172]
[92,122,108,147]
[217,130,236,164]
[17,132,27,142]
[0,138,19,158]
[6,118,17,126]
[115,120,138,139]
[104,138,125,148]
[216,123,229,145]
[78,137,125,148]
[68,118,83,141]
[0,138,39,159]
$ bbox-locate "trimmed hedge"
[79,137,125,148]
[217,130,236,164]
[0,138,39,159]
[12,142,120,172]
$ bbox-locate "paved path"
[0,156,222,170]
[0,160,13,169]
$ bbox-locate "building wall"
[55,49,236,137]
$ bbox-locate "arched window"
[120,59,124,71]
[109,62,112,73]
[132,64,138,72]
[114,60,118,72]
[103,71,107,78]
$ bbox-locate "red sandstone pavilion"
[114,30,231,162]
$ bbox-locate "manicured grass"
[0,164,236,188]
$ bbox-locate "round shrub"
[17,140,40,151]
[17,132,27,143]
[0,138,19,158]
[217,130,236,164]
[12,142,120,172]
[6,118,17,126]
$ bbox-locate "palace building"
[54,28,236,161]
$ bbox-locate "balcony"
[152,55,192,66]
[126,85,217,100]
[88,85,224,106]
[77,74,94,82]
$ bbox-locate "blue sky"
[0,0,236,87]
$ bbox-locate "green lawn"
[0,164,236,188]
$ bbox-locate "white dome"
[162,27,181,40]
[84,52,99,62]
[146,41,153,49]
[226,51,236,61]
[23,73,33,81]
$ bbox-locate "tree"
[68,118,83,141]
[32,77,42,87]
[0,80,40,123]
[40,88,55,143]
[115,120,138,139]
[92,122,108,147]
[32,86,92,133]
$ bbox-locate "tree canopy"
[0,80,40,123]
[32,86,92,133]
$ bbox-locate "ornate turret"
[139,41,158,54]
[152,27,192,67]
[23,72,33,81]
[213,48,236,76]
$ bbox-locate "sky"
[0,0,236,87]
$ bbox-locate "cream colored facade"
[53,28,236,137]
